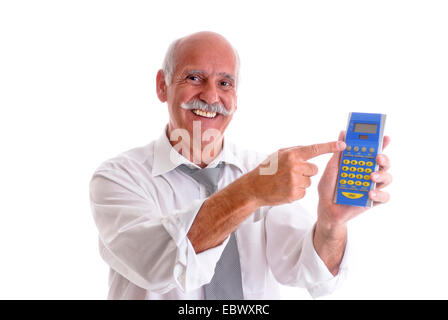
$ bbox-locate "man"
[90,31,392,299]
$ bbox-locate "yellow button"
[350,167,357,172]
[341,172,348,178]
[343,159,350,165]
[353,146,359,152]
[369,147,375,153]
[349,173,355,179]
[364,175,370,180]
[355,181,362,186]
[357,167,364,173]
[363,182,370,187]
[365,168,372,173]
[350,160,357,165]
[366,161,373,166]
[358,161,366,166]
[340,179,347,184]
[356,174,363,179]
[361,147,367,152]
[342,192,364,199]
[346,146,352,151]
[347,180,354,185]
[342,166,349,171]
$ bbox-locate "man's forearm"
[313,220,347,276]
[187,173,260,253]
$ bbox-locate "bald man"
[90,31,392,299]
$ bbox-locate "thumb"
[318,131,345,194]
[326,131,345,172]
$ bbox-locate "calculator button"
[350,160,357,165]
[364,175,370,180]
[358,161,365,166]
[342,192,364,199]
[361,147,367,152]
[357,167,364,173]
[353,146,359,152]
[347,180,354,185]
[355,181,362,186]
[363,182,370,187]
[356,174,363,179]
[342,166,349,171]
[341,172,348,178]
[366,161,374,166]
[369,147,375,153]
[349,173,355,179]
[343,159,350,165]
[350,167,357,172]
[365,168,373,173]
[340,179,347,184]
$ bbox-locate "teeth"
[192,109,217,118]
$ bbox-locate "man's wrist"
[315,216,347,242]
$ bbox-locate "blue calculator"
[334,112,386,207]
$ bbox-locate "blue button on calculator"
[334,112,387,207]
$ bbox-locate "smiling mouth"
[191,109,218,119]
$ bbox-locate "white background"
[1,0,447,299]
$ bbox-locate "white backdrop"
[1,0,447,299]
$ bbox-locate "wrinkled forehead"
[174,36,238,78]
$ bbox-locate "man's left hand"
[317,131,392,233]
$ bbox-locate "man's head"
[156,31,239,144]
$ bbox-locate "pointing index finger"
[298,141,346,160]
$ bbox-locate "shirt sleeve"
[265,201,350,298]
[90,169,229,294]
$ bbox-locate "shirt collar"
[151,127,245,177]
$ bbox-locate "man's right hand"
[245,141,346,207]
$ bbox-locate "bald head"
[162,31,240,87]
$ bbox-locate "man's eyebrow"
[184,69,207,75]
[218,72,235,82]
[184,70,235,82]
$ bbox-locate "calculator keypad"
[338,144,376,192]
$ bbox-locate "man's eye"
[220,81,232,88]
[187,75,200,81]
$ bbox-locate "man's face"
[162,36,238,140]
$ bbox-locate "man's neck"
[166,125,224,168]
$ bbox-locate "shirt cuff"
[301,224,350,299]
[161,198,230,293]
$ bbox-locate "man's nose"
[199,81,219,105]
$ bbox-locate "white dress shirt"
[89,130,349,299]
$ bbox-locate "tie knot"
[177,162,225,195]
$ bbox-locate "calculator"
[334,112,387,207]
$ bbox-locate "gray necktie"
[177,163,244,300]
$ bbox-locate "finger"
[382,136,391,150]
[296,176,312,188]
[301,162,319,177]
[371,171,392,187]
[298,141,346,160]
[376,154,391,171]
[369,190,390,203]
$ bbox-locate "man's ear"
[156,69,168,102]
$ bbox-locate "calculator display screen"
[354,123,377,134]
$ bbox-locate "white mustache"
[181,99,233,116]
